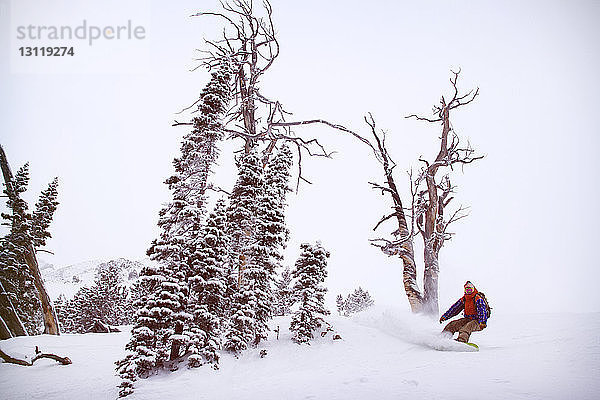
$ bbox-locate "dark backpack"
[476,292,492,319]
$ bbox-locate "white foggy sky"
[1,0,599,314]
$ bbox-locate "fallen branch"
[0,346,72,366]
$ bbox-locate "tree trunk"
[0,281,27,339]
[368,118,424,313]
[385,160,422,313]
[422,171,440,316]
[401,254,422,313]
[169,321,184,361]
[0,145,60,335]
[422,248,440,315]
[24,244,60,335]
[420,106,450,316]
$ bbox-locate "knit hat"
[464,281,475,288]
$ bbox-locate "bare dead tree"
[362,114,422,312]
[406,69,483,315]
[354,70,483,315]
[183,0,374,190]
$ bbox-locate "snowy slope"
[0,307,598,400]
[40,258,148,300]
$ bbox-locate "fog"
[1,0,599,314]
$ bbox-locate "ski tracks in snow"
[350,306,477,352]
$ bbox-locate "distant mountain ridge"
[40,257,148,300]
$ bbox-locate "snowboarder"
[439,281,489,343]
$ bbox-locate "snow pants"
[443,317,484,343]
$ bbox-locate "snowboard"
[430,339,479,352]
[464,342,479,351]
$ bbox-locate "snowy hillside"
[1,307,598,400]
[40,258,148,300]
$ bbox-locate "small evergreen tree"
[0,160,60,338]
[220,262,238,318]
[117,57,232,397]
[187,199,229,368]
[30,177,59,248]
[61,261,131,333]
[339,287,375,316]
[273,267,293,316]
[222,280,257,354]
[224,149,264,353]
[67,286,95,333]
[0,164,42,335]
[54,294,72,332]
[257,144,292,320]
[336,294,345,316]
[224,144,293,350]
[115,263,168,397]
[289,242,330,344]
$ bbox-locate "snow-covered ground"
[1,307,598,400]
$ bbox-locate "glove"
[439,316,445,324]
[479,322,487,329]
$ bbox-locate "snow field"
[1,308,599,400]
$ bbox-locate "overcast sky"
[1,0,599,314]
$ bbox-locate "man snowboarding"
[439,281,489,343]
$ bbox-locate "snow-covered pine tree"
[220,261,238,323]
[273,267,293,316]
[189,57,233,203]
[289,242,331,344]
[117,57,232,396]
[0,146,61,337]
[117,192,193,394]
[264,144,293,204]
[125,277,146,325]
[62,261,131,333]
[224,149,264,353]
[260,144,293,318]
[187,198,229,368]
[0,164,43,335]
[336,294,345,316]
[30,177,59,248]
[96,262,130,325]
[356,287,374,311]
[342,292,356,316]
[340,287,375,316]
[53,294,73,333]
[246,144,293,345]
[67,286,96,333]
[53,294,65,330]
[116,264,164,397]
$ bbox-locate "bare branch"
[35,249,55,255]
[0,347,72,366]
[405,114,443,123]
[191,11,242,39]
[271,119,377,155]
[373,212,396,231]
[369,181,395,195]
[175,97,203,115]
[172,120,194,127]
[444,205,470,231]
[205,183,232,196]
